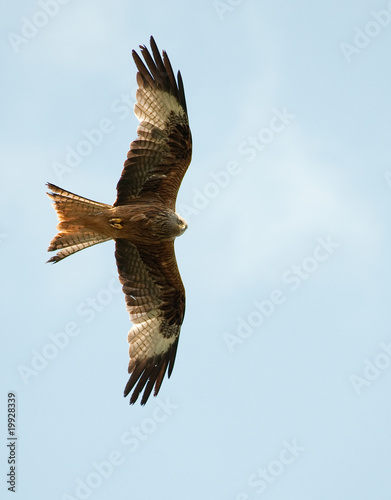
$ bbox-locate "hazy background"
[2,1,391,499]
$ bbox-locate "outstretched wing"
[115,239,185,405]
[114,36,192,210]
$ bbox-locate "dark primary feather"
[124,339,179,405]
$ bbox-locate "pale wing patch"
[127,313,178,370]
[134,88,184,129]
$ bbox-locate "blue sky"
[2,1,391,499]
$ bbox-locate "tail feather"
[46,183,112,263]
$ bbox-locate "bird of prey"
[46,37,192,405]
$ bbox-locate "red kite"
[47,37,192,405]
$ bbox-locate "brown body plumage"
[47,37,192,405]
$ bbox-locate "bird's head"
[175,214,188,236]
[154,210,188,240]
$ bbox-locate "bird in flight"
[47,36,192,405]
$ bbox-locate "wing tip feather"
[132,36,187,114]
[124,338,179,405]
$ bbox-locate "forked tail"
[46,183,112,263]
